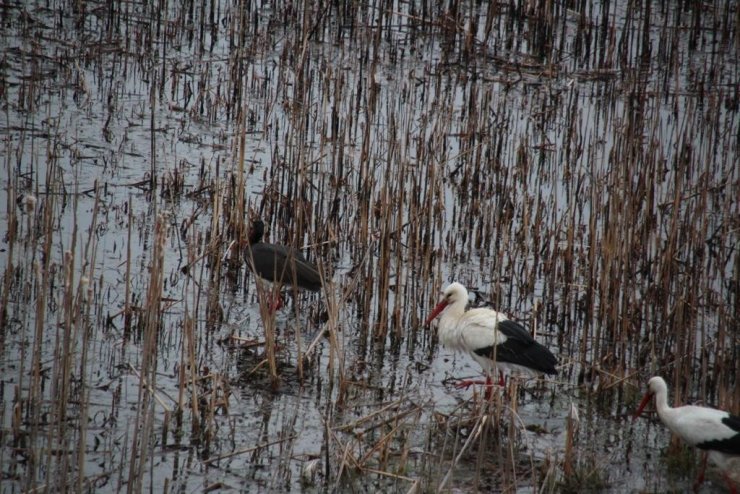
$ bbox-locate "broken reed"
[428,386,543,492]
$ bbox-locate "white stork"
[425,282,557,397]
[634,376,740,493]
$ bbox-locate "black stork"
[244,220,322,310]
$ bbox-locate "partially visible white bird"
[634,376,740,493]
[425,282,557,397]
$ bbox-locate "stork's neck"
[653,387,677,425]
[437,301,466,348]
[441,300,466,323]
[248,221,265,244]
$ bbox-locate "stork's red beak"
[632,392,654,421]
[425,300,449,326]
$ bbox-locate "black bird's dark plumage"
[245,220,322,291]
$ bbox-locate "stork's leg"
[268,293,284,312]
[484,375,494,400]
[456,375,502,399]
[692,451,708,493]
[454,379,489,390]
[722,472,738,494]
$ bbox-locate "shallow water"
[1,1,738,492]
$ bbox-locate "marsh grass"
[1,0,738,492]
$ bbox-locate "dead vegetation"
[1,0,738,492]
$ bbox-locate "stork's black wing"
[473,319,557,375]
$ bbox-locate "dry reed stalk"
[242,243,280,387]
[0,165,17,331]
[126,365,173,413]
[202,434,299,465]
[230,103,248,254]
[437,414,488,491]
[333,398,406,432]
[74,183,102,491]
[304,246,351,393]
[25,162,56,491]
[126,213,168,491]
[502,382,521,487]
[177,224,197,439]
[363,467,418,485]
[124,195,133,337]
[205,188,225,327]
[183,300,199,438]
[52,219,77,492]
[356,416,412,467]
[563,402,579,480]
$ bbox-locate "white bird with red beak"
[633,376,740,493]
[425,282,557,396]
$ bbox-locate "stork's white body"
[634,376,740,492]
[426,283,557,383]
[656,402,736,450]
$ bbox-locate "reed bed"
[1,0,738,492]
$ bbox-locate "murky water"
[1,1,738,492]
